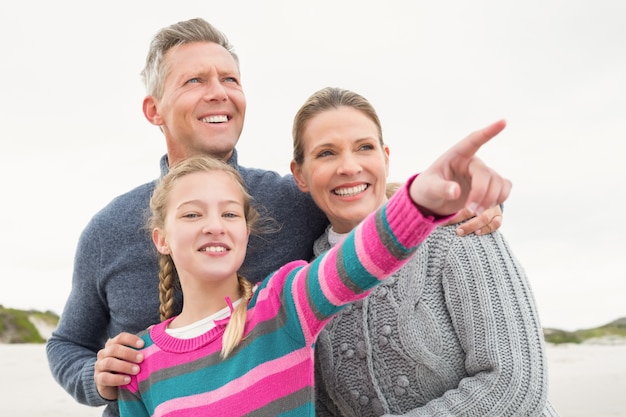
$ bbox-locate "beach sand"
[1,343,625,416]
[546,342,626,417]
[1,344,104,417]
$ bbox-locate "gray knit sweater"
[314,224,560,417]
[46,150,329,417]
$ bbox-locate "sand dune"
[1,343,624,416]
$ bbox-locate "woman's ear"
[152,228,170,254]
[384,144,390,177]
[290,160,310,193]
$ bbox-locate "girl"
[117,123,510,416]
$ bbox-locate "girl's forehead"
[171,171,243,200]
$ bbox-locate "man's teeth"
[202,246,227,252]
[202,115,228,123]
[334,184,368,196]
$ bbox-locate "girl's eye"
[182,213,200,219]
[223,212,239,219]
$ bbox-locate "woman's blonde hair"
[148,155,258,358]
[292,87,384,165]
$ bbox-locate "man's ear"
[152,228,170,254]
[290,160,310,193]
[143,96,163,126]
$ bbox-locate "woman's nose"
[337,153,363,175]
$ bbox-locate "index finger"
[452,119,506,158]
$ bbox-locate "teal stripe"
[377,204,414,259]
[339,230,378,291]
[118,396,149,416]
[138,307,303,406]
[303,229,377,322]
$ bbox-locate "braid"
[221,275,255,358]
[239,275,255,303]
[159,254,177,322]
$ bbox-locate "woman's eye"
[316,150,334,158]
[223,76,238,84]
[187,78,201,84]
[359,143,375,151]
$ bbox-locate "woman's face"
[291,106,389,233]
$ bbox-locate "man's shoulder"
[85,180,157,233]
[237,165,293,186]
[236,165,304,201]
[99,180,156,213]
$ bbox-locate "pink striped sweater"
[118,178,447,416]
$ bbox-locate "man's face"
[145,42,246,165]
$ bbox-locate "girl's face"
[152,170,250,287]
[291,106,389,233]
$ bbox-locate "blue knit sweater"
[46,150,329,417]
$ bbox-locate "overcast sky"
[1,0,624,331]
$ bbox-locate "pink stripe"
[244,292,279,328]
[139,263,309,384]
[141,342,161,360]
[292,272,318,343]
[317,226,387,304]
[246,261,307,328]
[353,225,389,279]
[136,345,221,383]
[154,348,311,416]
[316,249,347,306]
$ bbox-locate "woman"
[290,87,559,416]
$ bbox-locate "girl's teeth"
[203,246,226,252]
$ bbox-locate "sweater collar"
[150,318,226,353]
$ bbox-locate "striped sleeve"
[291,174,453,344]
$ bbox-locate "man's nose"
[203,77,228,101]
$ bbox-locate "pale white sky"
[1,0,624,331]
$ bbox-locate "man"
[46,18,501,417]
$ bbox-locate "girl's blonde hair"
[149,155,259,358]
